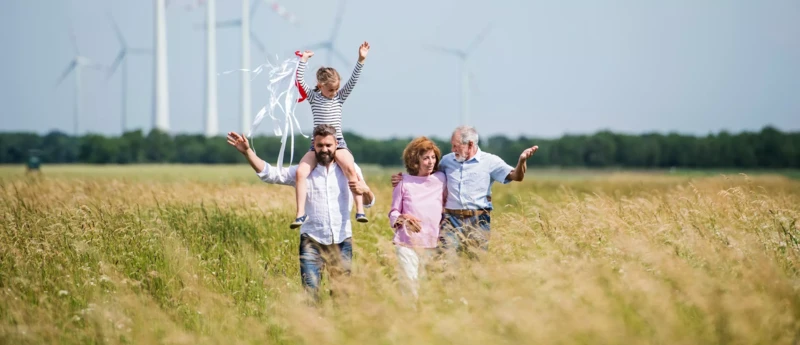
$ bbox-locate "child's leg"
[334,149,367,222]
[293,150,318,228]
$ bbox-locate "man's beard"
[454,154,466,163]
[316,150,333,166]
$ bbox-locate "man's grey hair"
[453,125,479,145]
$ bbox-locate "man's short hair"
[313,124,337,138]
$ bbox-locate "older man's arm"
[506,145,539,182]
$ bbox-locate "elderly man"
[228,124,375,302]
[393,125,537,258]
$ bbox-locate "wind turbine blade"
[329,0,346,41]
[107,51,126,79]
[250,32,266,55]
[216,19,242,28]
[68,23,79,55]
[422,44,464,58]
[251,0,263,17]
[106,10,127,47]
[306,42,329,51]
[55,61,77,87]
[333,49,349,67]
[249,32,268,61]
[465,23,493,55]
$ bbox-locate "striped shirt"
[296,60,364,140]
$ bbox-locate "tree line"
[1,126,798,168]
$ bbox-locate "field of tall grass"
[1,164,799,344]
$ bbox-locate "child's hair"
[313,67,341,92]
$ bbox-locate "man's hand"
[227,132,251,154]
[395,214,422,233]
[390,172,402,187]
[358,41,370,63]
[508,145,538,182]
[519,145,539,162]
[301,50,314,62]
[228,132,265,173]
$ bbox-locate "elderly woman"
[388,136,447,300]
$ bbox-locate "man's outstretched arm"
[507,145,539,182]
[242,147,266,173]
[229,132,264,171]
[228,132,296,186]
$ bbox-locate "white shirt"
[256,160,375,245]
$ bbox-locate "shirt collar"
[467,147,482,162]
[313,161,338,174]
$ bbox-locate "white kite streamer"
[221,52,309,169]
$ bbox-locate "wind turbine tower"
[56,26,105,136]
[107,12,150,134]
[307,0,348,68]
[153,0,170,132]
[424,24,493,126]
[217,0,297,135]
[204,0,218,137]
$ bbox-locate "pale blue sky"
[2,0,799,139]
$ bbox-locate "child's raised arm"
[338,41,369,101]
[296,50,314,96]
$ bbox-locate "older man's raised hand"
[519,145,539,162]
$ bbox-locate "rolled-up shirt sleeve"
[255,160,298,186]
[488,155,515,184]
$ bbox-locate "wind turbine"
[424,24,493,126]
[306,0,348,68]
[203,0,219,138]
[106,11,151,134]
[216,0,298,135]
[55,25,105,136]
[152,0,170,133]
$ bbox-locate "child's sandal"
[356,213,369,223]
[290,215,308,229]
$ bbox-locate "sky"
[1,0,799,140]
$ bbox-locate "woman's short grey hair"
[453,125,479,145]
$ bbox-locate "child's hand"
[301,50,314,62]
[348,176,370,196]
[358,41,370,63]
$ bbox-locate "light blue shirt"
[440,148,515,210]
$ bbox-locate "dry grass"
[1,165,799,344]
